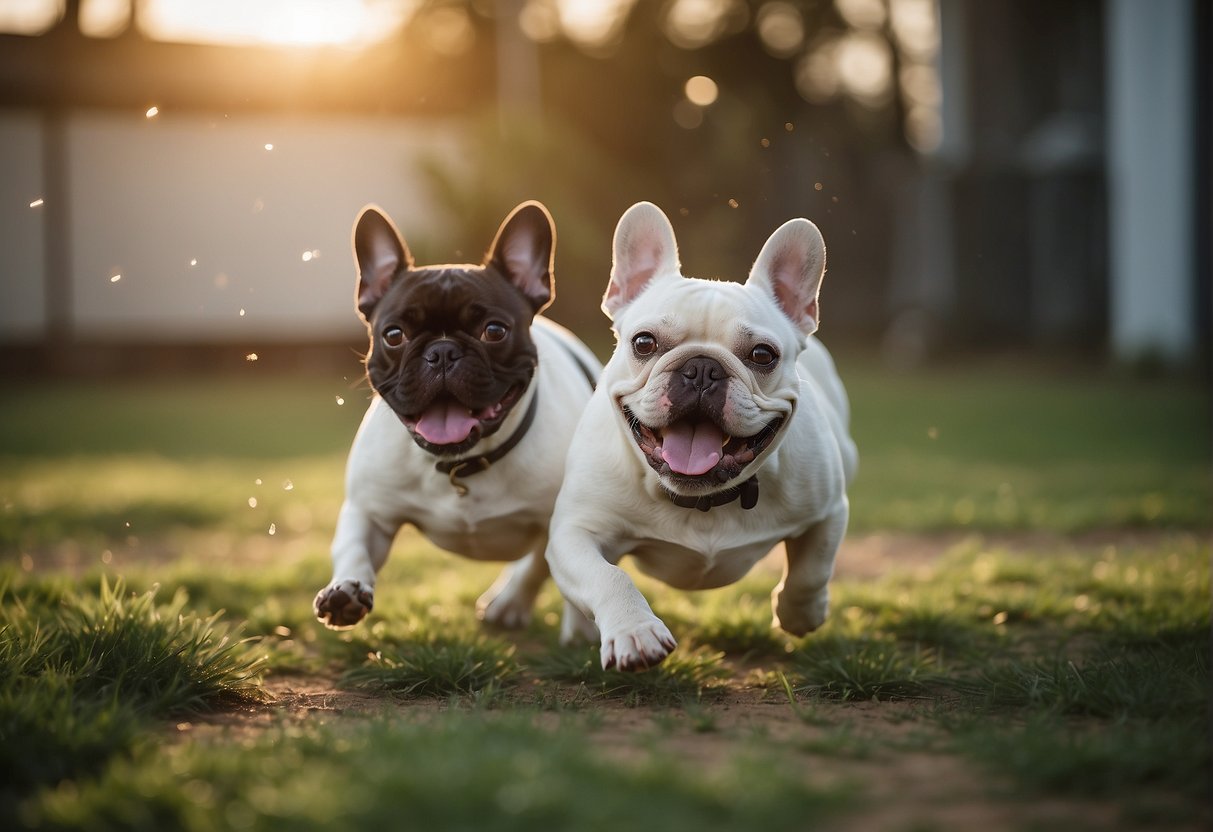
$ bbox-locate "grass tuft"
[0,576,265,800]
[791,636,940,701]
[532,645,730,706]
[341,639,519,698]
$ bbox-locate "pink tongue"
[661,420,723,476]
[414,400,478,445]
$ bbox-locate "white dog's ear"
[746,218,827,335]
[603,201,680,320]
[486,200,555,314]
[353,205,414,321]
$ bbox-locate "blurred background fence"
[0,0,1207,374]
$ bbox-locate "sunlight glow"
[519,0,560,43]
[139,0,416,48]
[557,0,634,50]
[836,32,892,106]
[0,0,61,35]
[684,75,719,107]
[80,0,130,38]
[756,2,804,58]
[835,0,886,31]
[664,0,735,49]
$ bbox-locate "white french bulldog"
[545,202,858,670]
[314,201,601,635]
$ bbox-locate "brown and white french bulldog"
[314,201,600,637]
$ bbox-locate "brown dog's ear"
[603,202,680,321]
[746,218,827,336]
[485,201,555,314]
[352,205,413,321]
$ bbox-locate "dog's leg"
[559,599,599,645]
[476,543,549,629]
[771,505,848,636]
[546,528,675,671]
[314,500,395,629]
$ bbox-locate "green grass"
[841,358,1211,532]
[25,715,853,832]
[0,362,1209,830]
[0,576,263,813]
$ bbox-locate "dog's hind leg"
[771,504,848,636]
[476,542,549,629]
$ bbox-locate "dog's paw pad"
[600,618,676,672]
[314,580,373,630]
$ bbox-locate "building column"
[1105,0,1197,363]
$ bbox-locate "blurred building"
[0,0,1207,372]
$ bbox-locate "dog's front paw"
[314,579,374,629]
[599,616,677,672]
[771,587,829,637]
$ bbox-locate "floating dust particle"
[246,353,258,361]
[282,479,294,491]
[264,143,274,151]
[29,198,44,208]
[728,198,739,208]
[814,182,823,191]
[146,106,159,118]
[110,274,122,283]
[248,497,258,508]
[760,138,770,148]
[784,122,794,131]
[336,396,345,406]
[268,523,276,535]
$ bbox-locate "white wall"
[1105,0,1197,363]
[0,110,46,339]
[0,109,461,343]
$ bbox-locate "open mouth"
[401,384,523,454]
[622,405,784,486]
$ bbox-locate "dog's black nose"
[423,339,462,368]
[678,356,726,391]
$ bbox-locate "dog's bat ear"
[353,206,413,321]
[603,202,681,321]
[746,218,827,336]
[486,201,555,314]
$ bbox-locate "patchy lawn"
[1,358,1209,831]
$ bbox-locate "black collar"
[433,388,539,496]
[664,475,759,512]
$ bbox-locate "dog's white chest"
[344,398,550,561]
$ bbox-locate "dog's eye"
[748,344,778,367]
[632,332,658,357]
[481,321,509,343]
[382,326,405,348]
